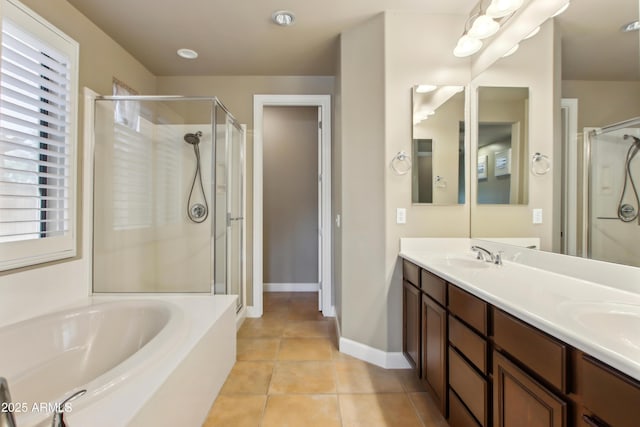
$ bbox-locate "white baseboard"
[264,283,319,292]
[245,305,262,318]
[339,336,412,369]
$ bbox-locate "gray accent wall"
[263,106,319,284]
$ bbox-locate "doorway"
[252,95,332,318]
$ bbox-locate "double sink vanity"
[399,238,640,427]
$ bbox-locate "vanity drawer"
[449,314,487,374]
[421,268,446,306]
[449,347,488,427]
[493,309,567,392]
[449,388,481,427]
[403,260,420,287]
[448,284,487,336]
[581,356,640,427]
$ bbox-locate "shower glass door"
[213,104,244,311]
[228,120,244,311]
[588,122,640,267]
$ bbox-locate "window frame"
[0,0,79,271]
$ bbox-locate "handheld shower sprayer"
[617,135,640,223]
[184,131,208,223]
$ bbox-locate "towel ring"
[531,152,550,176]
[390,151,412,175]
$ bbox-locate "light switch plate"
[335,214,341,228]
[533,208,543,224]
[397,208,407,224]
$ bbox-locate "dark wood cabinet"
[403,280,421,371]
[493,350,567,427]
[422,294,447,415]
[401,257,639,427]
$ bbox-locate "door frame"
[251,94,333,317]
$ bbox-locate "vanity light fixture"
[621,20,640,33]
[468,14,500,39]
[524,26,540,39]
[502,44,519,57]
[486,0,524,18]
[551,2,570,17]
[454,34,483,57]
[272,10,295,26]
[177,48,198,59]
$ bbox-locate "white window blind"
[0,0,79,270]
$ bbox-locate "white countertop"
[399,239,640,382]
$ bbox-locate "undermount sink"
[560,302,640,348]
[438,256,490,270]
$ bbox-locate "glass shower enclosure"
[92,96,244,310]
[586,117,640,267]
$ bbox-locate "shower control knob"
[190,203,207,220]
[619,204,635,220]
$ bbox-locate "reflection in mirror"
[477,87,529,205]
[412,85,465,205]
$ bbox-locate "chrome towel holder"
[391,151,412,175]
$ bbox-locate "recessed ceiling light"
[177,48,198,59]
[272,10,295,26]
[621,20,640,33]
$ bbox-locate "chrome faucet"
[51,389,86,427]
[0,377,17,427]
[471,246,503,265]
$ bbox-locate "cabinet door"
[422,294,447,415]
[494,351,566,427]
[403,280,421,372]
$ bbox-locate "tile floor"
[202,292,449,427]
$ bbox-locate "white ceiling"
[66,0,639,80]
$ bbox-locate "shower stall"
[92,96,245,309]
[586,117,640,267]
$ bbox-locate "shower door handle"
[226,213,244,226]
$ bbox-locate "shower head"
[623,134,640,145]
[184,131,203,145]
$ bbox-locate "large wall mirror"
[477,86,529,205]
[412,85,465,205]
[472,0,640,269]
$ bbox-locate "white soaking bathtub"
[0,295,237,427]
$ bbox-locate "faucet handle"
[494,251,504,265]
[1,377,17,427]
[51,389,87,427]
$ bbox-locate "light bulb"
[551,2,570,17]
[468,15,500,39]
[453,35,483,57]
[502,44,519,57]
[524,26,540,39]
[486,0,524,18]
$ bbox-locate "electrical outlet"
[533,208,543,224]
[335,214,341,228]
[397,208,407,224]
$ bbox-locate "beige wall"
[470,21,558,252]
[338,12,471,352]
[0,0,157,325]
[339,13,386,348]
[263,106,319,284]
[562,81,640,130]
[561,80,640,253]
[157,76,334,304]
[384,12,471,352]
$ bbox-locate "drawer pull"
[582,415,607,427]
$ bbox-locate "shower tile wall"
[93,100,212,292]
[590,127,640,267]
